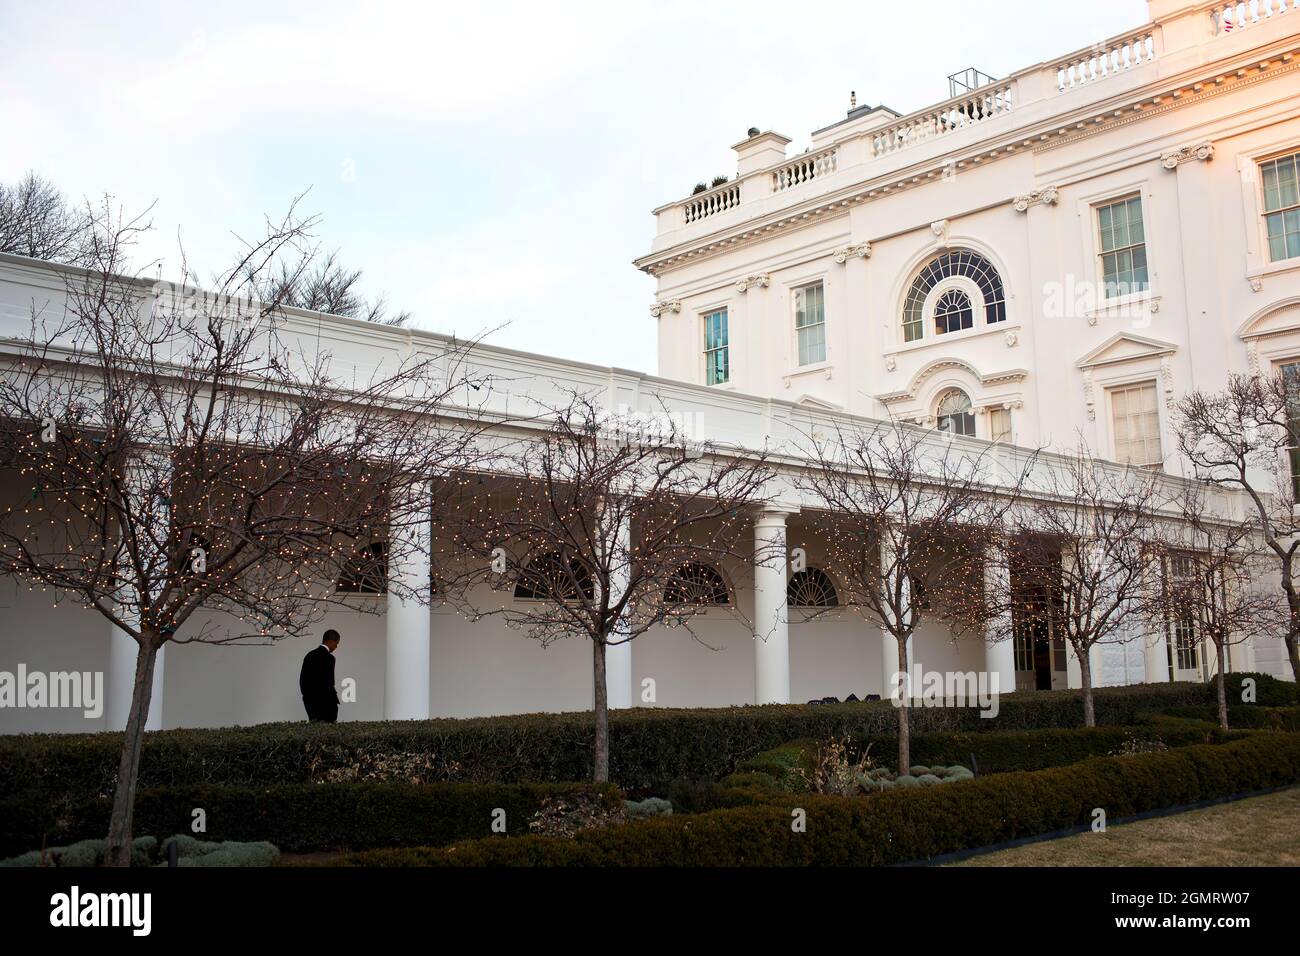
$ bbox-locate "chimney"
[732,130,792,177]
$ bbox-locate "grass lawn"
[950,786,1300,867]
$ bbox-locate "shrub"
[0,679,1236,802]
[624,797,673,820]
[334,733,1300,866]
[1,836,156,868]
[0,781,622,858]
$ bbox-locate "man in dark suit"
[299,629,341,722]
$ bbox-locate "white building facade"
[0,0,1294,735]
[637,0,1300,681]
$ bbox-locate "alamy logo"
[49,886,151,936]
[889,663,1001,718]
[0,665,103,718]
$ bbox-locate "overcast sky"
[1,0,1146,372]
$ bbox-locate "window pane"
[1126,196,1145,244]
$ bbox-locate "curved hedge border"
[0,782,621,858]
[4,677,1278,799]
[335,734,1300,866]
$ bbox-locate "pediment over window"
[876,358,1027,405]
[793,393,843,412]
[1237,298,1300,341]
[1075,332,1177,370]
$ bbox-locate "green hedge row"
[3,678,1267,799]
[669,723,1246,810]
[0,782,621,858]
[337,733,1300,866]
[1159,705,1300,732]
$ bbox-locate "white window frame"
[1075,180,1160,321]
[1259,148,1300,265]
[1107,378,1165,468]
[793,279,828,368]
[1237,138,1300,281]
[1094,193,1151,301]
[701,306,730,387]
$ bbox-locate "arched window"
[902,250,1007,342]
[337,542,388,594]
[514,551,595,602]
[787,568,838,608]
[665,562,730,606]
[936,388,976,437]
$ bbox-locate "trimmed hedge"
[0,678,1256,799]
[1159,705,1300,732]
[335,733,1300,866]
[0,782,621,858]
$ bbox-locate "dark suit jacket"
[299,645,338,721]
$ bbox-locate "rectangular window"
[1261,151,1300,262]
[703,309,729,386]
[989,407,1012,443]
[1013,627,1033,671]
[1167,554,1200,672]
[1096,195,1149,298]
[1051,635,1067,673]
[1282,361,1300,501]
[794,282,826,366]
[1109,381,1162,467]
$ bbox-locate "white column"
[753,509,790,705]
[1144,631,1170,683]
[879,530,914,701]
[385,480,432,720]
[604,509,633,710]
[107,614,164,731]
[983,541,1016,696]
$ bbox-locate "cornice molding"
[636,42,1300,277]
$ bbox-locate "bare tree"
[0,172,91,264]
[1014,449,1162,727]
[0,199,487,864]
[1175,372,1300,681]
[445,394,773,782]
[255,248,411,326]
[1150,484,1282,729]
[795,418,1033,775]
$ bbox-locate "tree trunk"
[592,636,609,784]
[897,634,910,777]
[1078,644,1096,728]
[105,633,160,867]
[1286,628,1300,685]
[1215,639,1229,731]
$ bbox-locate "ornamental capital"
[1161,142,1214,169]
[735,273,771,293]
[832,242,872,264]
[649,299,681,317]
[1011,185,1059,213]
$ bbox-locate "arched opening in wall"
[935,388,976,437]
[901,249,1007,343]
[665,562,730,606]
[337,542,388,594]
[513,551,595,602]
[787,567,839,608]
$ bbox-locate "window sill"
[1084,292,1159,325]
[891,322,1020,355]
[783,361,833,382]
[1246,257,1300,281]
